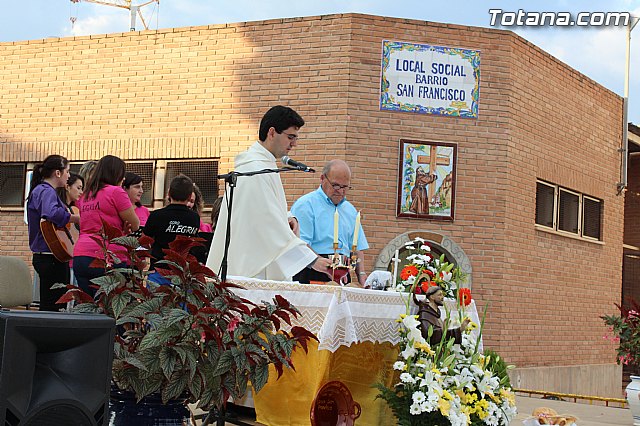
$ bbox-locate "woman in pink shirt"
[123,172,150,227]
[73,155,140,296]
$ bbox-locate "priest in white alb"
[206,106,333,281]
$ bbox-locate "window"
[69,163,83,175]
[70,161,155,207]
[0,163,26,207]
[582,196,602,240]
[557,188,580,234]
[165,160,219,207]
[535,181,555,228]
[535,179,602,241]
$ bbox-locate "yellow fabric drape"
[254,341,399,425]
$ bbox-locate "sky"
[1,0,640,123]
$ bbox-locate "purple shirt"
[27,182,71,253]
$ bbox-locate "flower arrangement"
[56,221,317,411]
[390,237,465,298]
[602,298,640,373]
[377,237,517,426]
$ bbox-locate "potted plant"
[376,237,517,426]
[602,299,640,417]
[56,221,317,424]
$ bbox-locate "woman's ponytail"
[27,155,69,198]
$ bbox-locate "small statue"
[413,285,469,346]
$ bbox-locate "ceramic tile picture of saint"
[397,140,457,220]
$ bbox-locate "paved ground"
[192,395,634,425]
[511,395,632,426]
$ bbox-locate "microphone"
[281,156,315,173]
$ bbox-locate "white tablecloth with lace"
[229,277,481,352]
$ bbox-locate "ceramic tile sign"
[380,41,480,118]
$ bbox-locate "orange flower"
[420,281,437,293]
[400,265,419,280]
[458,288,472,306]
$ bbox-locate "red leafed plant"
[602,298,640,373]
[55,220,317,411]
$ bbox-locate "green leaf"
[138,326,179,351]
[139,374,163,399]
[182,346,198,379]
[122,354,147,371]
[159,346,178,380]
[145,313,164,330]
[115,316,139,326]
[112,235,141,249]
[166,308,190,327]
[188,372,203,401]
[92,273,123,296]
[265,302,277,316]
[139,349,162,375]
[111,292,131,318]
[231,346,249,373]
[172,345,188,365]
[442,354,456,367]
[223,371,238,399]
[235,369,248,397]
[162,372,188,403]
[251,363,269,392]
[72,303,99,313]
[212,350,234,377]
[123,297,163,319]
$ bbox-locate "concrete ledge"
[508,364,622,399]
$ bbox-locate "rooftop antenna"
[69,0,159,31]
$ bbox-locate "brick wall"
[625,154,640,248]
[624,154,640,305]
[504,33,623,369]
[0,13,625,393]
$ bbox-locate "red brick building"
[0,14,626,396]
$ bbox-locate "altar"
[230,277,481,425]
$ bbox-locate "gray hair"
[322,159,351,176]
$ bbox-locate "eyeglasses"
[278,131,299,142]
[323,175,353,191]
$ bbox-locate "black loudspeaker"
[0,311,115,426]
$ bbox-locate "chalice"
[328,243,358,286]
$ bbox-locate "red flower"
[227,316,240,332]
[419,281,438,293]
[458,288,472,306]
[400,265,419,280]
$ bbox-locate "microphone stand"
[204,168,301,426]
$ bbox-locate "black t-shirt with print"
[143,204,200,269]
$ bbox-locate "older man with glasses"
[291,159,369,286]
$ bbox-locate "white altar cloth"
[228,276,482,352]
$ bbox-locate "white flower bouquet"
[376,237,517,426]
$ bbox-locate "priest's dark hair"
[258,105,305,142]
[168,174,194,202]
